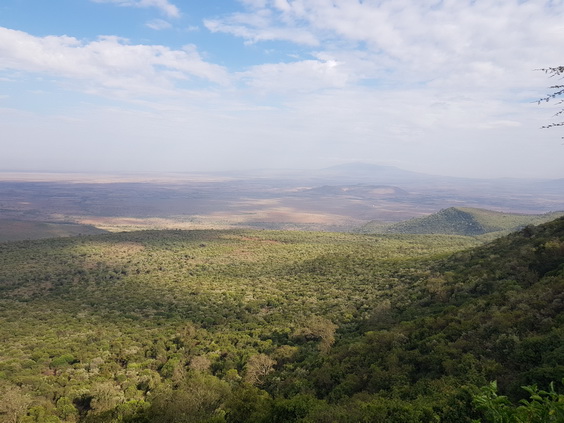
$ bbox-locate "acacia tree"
[538,66,564,132]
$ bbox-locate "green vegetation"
[361,207,564,237]
[473,381,564,422]
[0,217,563,422]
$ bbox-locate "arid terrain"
[1,164,563,239]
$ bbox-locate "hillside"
[0,219,563,422]
[325,216,564,410]
[361,207,564,236]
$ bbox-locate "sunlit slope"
[0,230,480,325]
[361,207,564,236]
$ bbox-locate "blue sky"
[1,0,563,178]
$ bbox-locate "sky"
[1,0,564,178]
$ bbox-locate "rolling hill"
[360,207,564,236]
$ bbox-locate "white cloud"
[91,0,180,18]
[196,0,564,160]
[0,27,229,98]
[145,19,172,30]
[2,1,564,177]
[205,17,318,45]
[204,7,319,46]
[238,58,348,93]
[210,0,564,89]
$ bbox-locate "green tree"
[89,381,125,414]
[148,374,230,423]
[224,385,271,423]
[56,397,78,422]
[473,381,564,423]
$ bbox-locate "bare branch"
[537,67,564,132]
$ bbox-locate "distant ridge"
[315,162,438,185]
[361,207,564,236]
[322,163,407,173]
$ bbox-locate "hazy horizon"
[1,1,564,179]
[1,161,563,184]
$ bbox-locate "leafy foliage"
[473,380,564,422]
[0,217,563,422]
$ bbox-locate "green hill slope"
[361,207,564,236]
[317,217,564,414]
[0,219,562,422]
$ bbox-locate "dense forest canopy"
[0,217,563,422]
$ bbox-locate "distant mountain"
[321,162,416,175]
[316,163,564,193]
[315,162,438,185]
[360,207,564,236]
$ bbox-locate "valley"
[0,165,563,422]
[0,219,563,422]
[3,1,564,421]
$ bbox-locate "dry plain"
[1,165,563,240]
